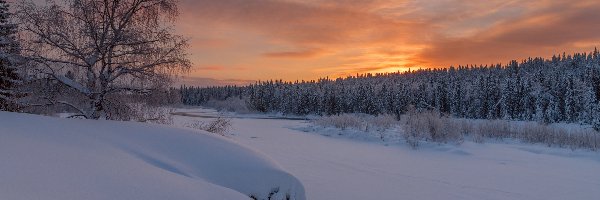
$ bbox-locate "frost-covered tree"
[0,0,21,111]
[17,0,190,119]
[182,49,600,129]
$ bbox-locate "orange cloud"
[263,49,326,58]
[175,0,600,83]
[196,65,227,71]
[177,76,255,87]
[418,0,600,67]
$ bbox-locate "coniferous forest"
[181,50,600,129]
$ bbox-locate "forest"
[181,50,600,130]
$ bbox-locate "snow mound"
[0,112,305,200]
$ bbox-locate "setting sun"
[173,0,600,85]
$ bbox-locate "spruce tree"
[0,0,21,111]
[181,49,600,129]
[592,103,600,132]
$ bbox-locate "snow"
[3,107,599,200]
[0,111,305,200]
[174,107,600,200]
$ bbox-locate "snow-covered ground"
[2,108,599,200]
[175,107,600,200]
[0,111,305,200]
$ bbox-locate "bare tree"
[17,0,190,119]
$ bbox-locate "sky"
[24,0,600,85]
[174,0,600,85]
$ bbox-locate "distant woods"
[182,50,600,130]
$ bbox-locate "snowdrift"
[0,112,305,200]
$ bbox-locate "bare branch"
[17,0,189,120]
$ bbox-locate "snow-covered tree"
[181,49,600,130]
[17,0,190,119]
[0,0,21,111]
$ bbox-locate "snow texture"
[0,111,305,200]
[174,107,600,200]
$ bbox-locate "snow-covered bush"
[402,108,464,148]
[368,114,397,140]
[456,119,474,136]
[517,122,599,150]
[313,114,364,130]
[401,107,599,150]
[368,114,397,132]
[473,120,511,139]
[312,113,399,141]
[444,120,465,144]
[124,103,175,124]
[471,131,485,143]
[461,119,599,150]
[186,118,233,136]
[314,113,398,132]
[312,108,598,150]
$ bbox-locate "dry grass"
[314,114,398,132]
[403,107,599,150]
[116,103,174,124]
[402,107,464,149]
[186,118,233,136]
[313,114,364,130]
[313,113,399,141]
[313,107,599,150]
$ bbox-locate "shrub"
[314,107,599,150]
[473,120,510,139]
[369,114,397,130]
[186,118,232,136]
[312,113,399,141]
[472,132,485,143]
[109,103,174,124]
[460,118,599,150]
[402,108,464,147]
[313,114,364,130]
[516,122,599,150]
[369,114,397,140]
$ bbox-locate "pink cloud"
[174,0,600,80]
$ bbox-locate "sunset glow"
[175,0,600,84]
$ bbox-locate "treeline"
[181,50,600,129]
